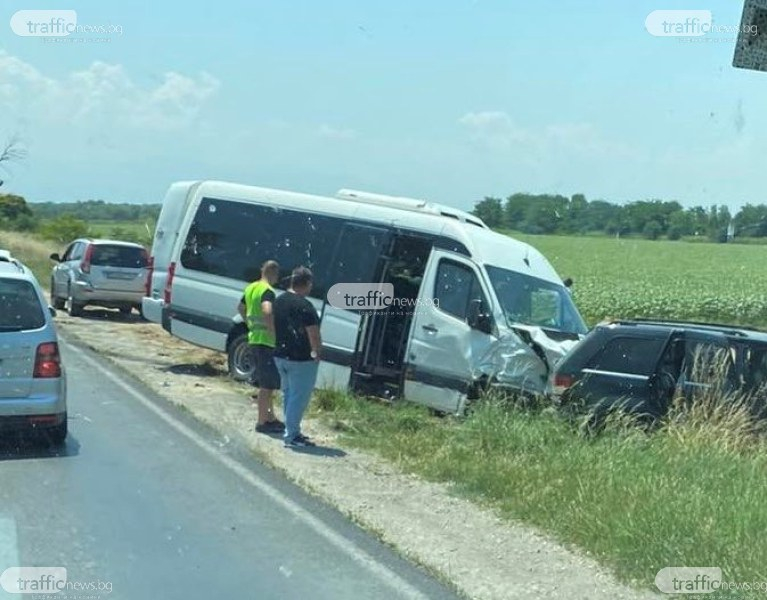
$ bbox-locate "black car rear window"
[0,279,45,330]
[91,245,148,268]
[586,336,666,376]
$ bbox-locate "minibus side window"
[181,197,345,297]
[434,260,487,323]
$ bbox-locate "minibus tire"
[227,332,254,382]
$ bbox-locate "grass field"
[508,232,767,329]
[311,392,767,598]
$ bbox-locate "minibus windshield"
[486,265,587,336]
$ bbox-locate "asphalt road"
[0,338,460,600]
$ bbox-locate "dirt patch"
[56,307,658,600]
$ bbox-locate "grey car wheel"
[50,279,65,310]
[66,287,84,317]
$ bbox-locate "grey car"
[0,250,67,445]
[50,238,149,317]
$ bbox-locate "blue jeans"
[274,358,319,441]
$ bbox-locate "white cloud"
[0,50,220,132]
[458,110,634,159]
[317,124,357,140]
[458,110,513,130]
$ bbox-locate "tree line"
[31,199,162,223]
[0,195,161,245]
[472,194,767,241]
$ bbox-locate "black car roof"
[597,319,767,343]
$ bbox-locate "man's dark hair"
[291,266,313,288]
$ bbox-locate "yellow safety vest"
[243,279,275,347]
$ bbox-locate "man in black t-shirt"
[273,266,322,447]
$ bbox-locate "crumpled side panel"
[472,326,580,395]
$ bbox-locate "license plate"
[106,272,135,280]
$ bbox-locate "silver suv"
[0,250,67,445]
[50,239,149,317]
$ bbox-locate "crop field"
[511,233,767,329]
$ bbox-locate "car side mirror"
[49,306,57,318]
[49,253,61,262]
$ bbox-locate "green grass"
[506,232,767,329]
[312,390,767,597]
[0,230,56,285]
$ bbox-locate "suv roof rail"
[606,318,764,337]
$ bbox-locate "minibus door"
[318,223,390,389]
[404,250,496,413]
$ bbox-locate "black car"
[549,319,767,421]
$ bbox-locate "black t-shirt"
[273,291,319,361]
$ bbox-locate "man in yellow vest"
[238,260,284,434]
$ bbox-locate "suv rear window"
[586,336,666,376]
[91,245,148,268]
[0,279,45,331]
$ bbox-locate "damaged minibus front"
[401,231,587,414]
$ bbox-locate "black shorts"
[250,345,281,390]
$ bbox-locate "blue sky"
[0,0,765,211]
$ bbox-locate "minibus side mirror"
[467,299,493,335]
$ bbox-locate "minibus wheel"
[227,332,254,382]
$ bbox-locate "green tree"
[0,194,36,232]
[733,204,767,237]
[0,194,32,221]
[667,210,692,240]
[39,215,90,243]
[642,220,663,240]
[472,197,504,228]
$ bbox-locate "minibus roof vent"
[336,189,440,214]
[336,189,489,229]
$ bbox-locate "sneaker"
[255,420,284,434]
[284,434,316,448]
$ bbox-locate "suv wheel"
[227,333,254,382]
[119,306,132,316]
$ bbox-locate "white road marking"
[64,341,430,600]
[0,516,20,599]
